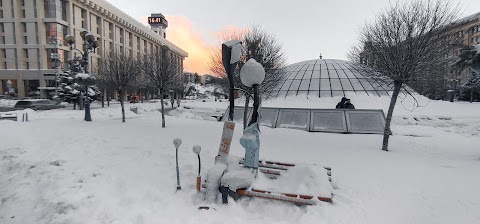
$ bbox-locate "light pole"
[65,30,99,121]
[49,37,60,97]
[192,145,202,192]
[173,137,182,190]
[239,58,265,170]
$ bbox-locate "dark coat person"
[344,99,355,109]
[336,97,347,109]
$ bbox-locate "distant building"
[0,0,187,98]
[357,11,480,100]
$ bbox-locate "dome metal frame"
[269,59,395,98]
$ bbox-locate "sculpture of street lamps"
[239,58,265,170]
[64,30,99,121]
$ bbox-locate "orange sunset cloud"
[138,15,246,75]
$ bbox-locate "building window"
[0,10,3,18]
[44,0,56,18]
[24,49,28,58]
[22,9,26,18]
[24,36,27,44]
[21,22,27,32]
[26,61,29,69]
[61,1,67,21]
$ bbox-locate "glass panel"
[306,64,314,71]
[287,91,297,96]
[331,91,344,97]
[287,71,297,80]
[359,79,374,90]
[280,80,293,90]
[311,70,320,78]
[330,79,342,90]
[314,64,321,71]
[347,112,385,133]
[320,69,329,78]
[277,90,288,98]
[337,70,348,78]
[340,79,354,90]
[349,79,364,90]
[377,91,390,96]
[320,90,331,97]
[303,70,313,79]
[345,70,357,78]
[309,78,320,90]
[231,107,250,123]
[308,90,320,98]
[320,79,331,90]
[278,110,309,129]
[259,109,278,127]
[311,111,346,131]
[327,63,335,70]
[297,91,308,97]
[294,70,306,79]
[329,71,339,78]
[299,78,311,90]
[367,90,379,96]
[290,80,301,91]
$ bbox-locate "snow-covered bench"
[204,156,333,206]
[0,112,18,121]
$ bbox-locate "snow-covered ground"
[1,96,480,224]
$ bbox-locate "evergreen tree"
[461,72,480,103]
[57,57,100,108]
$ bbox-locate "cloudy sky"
[106,0,480,74]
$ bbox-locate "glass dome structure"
[268,59,394,98]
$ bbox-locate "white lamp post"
[192,145,202,191]
[173,137,182,190]
[240,59,265,126]
[239,58,265,170]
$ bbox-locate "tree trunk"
[382,81,402,151]
[79,92,84,110]
[119,90,125,123]
[470,89,473,103]
[160,88,166,128]
[102,89,105,108]
[243,94,250,130]
[140,91,144,103]
[73,102,76,110]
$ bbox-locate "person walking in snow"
[336,97,347,109]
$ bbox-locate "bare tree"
[350,0,459,151]
[208,25,286,96]
[96,50,139,122]
[141,47,179,128]
[208,25,287,128]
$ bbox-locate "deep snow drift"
[1,96,480,224]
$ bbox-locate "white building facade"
[0,0,187,98]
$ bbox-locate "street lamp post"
[49,38,60,97]
[239,58,265,170]
[65,30,99,121]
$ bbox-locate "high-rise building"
[0,0,187,98]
